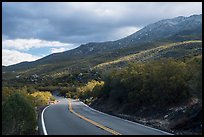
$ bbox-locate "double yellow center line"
[68,99,122,135]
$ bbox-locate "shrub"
[30,91,53,106]
[2,93,37,135]
[101,58,193,108]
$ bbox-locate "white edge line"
[79,100,174,135]
[41,105,50,135]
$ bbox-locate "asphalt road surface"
[41,95,173,135]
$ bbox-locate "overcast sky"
[2,2,202,66]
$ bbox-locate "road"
[40,95,173,135]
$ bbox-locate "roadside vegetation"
[2,86,54,135]
[67,56,201,107]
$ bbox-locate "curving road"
[40,95,173,135]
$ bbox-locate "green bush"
[2,93,37,135]
[92,82,105,98]
[186,55,202,100]
[99,58,196,109]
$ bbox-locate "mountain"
[3,14,202,75]
[118,14,202,43]
[67,14,202,55]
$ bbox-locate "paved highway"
[41,95,173,135]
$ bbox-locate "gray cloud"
[3,2,202,44]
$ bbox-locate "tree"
[2,93,37,135]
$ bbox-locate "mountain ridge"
[3,14,202,74]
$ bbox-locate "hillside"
[94,40,202,70]
[3,14,202,76]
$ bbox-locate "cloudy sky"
[2,2,202,66]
